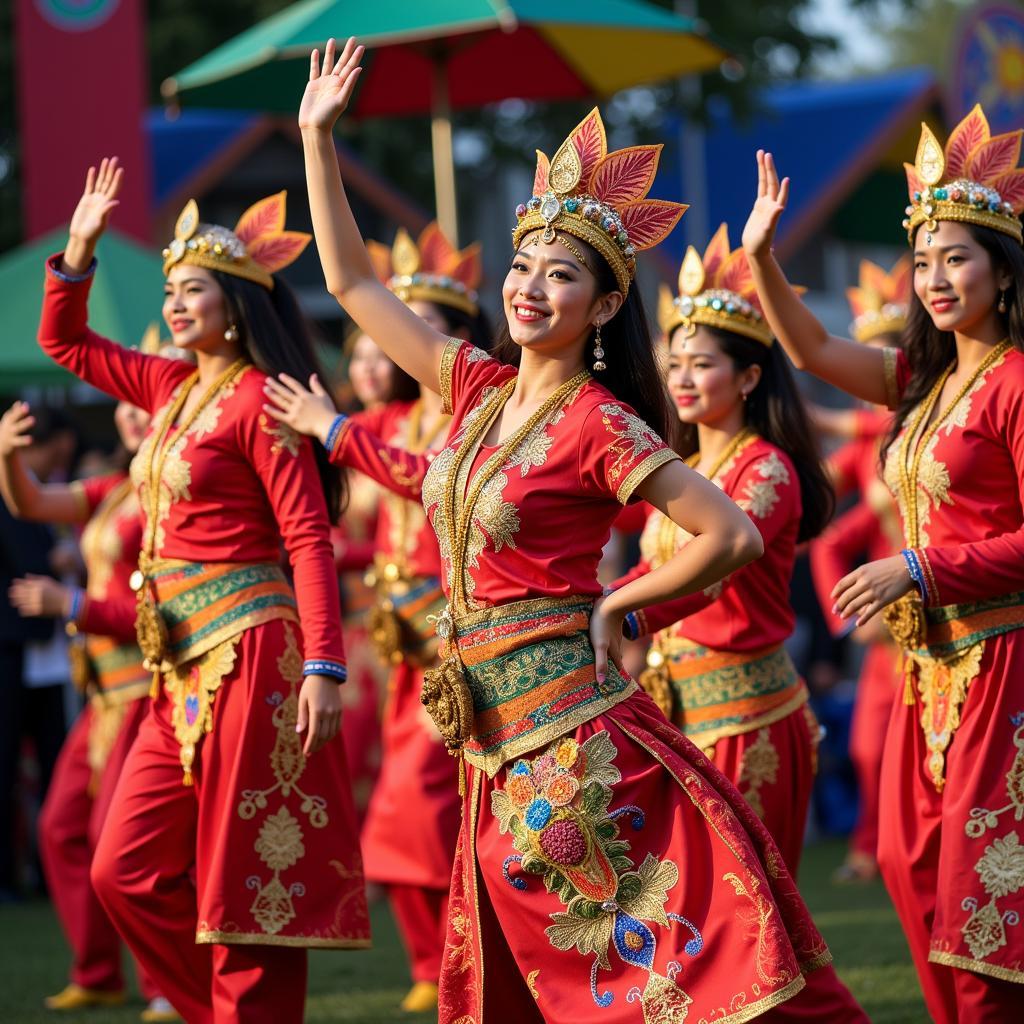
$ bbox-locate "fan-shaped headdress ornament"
[162,192,311,290]
[367,222,481,317]
[903,105,1024,245]
[847,256,911,343]
[512,109,687,294]
[663,224,772,346]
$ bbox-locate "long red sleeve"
[331,414,433,502]
[78,593,139,644]
[810,502,878,636]
[38,256,191,411]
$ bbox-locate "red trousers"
[91,690,308,1023]
[706,704,817,876]
[38,698,158,998]
[847,643,897,860]
[389,884,448,983]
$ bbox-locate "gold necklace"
[130,358,248,675]
[896,339,1009,548]
[443,369,590,614]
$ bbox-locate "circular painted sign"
[949,3,1024,135]
[35,0,120,33]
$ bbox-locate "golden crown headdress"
[903,105,1024,245]
[663,224,772,346]
[367,222,481,317]
[512,109,687,294]
[847,256,911,343]
[162,192,311,290]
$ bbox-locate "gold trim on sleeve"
[439,337,464,415]
[882,346,900,410]
[617,448,680,504]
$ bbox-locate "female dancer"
[280,37,866,1023]
[744,107,1024,1020]
[610,224,833,875]
[809,257,908,885]
[1,391,176,1022]
[37,166,369,1024]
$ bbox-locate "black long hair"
[673,325,834,541]
[882,223,1024,464]
[490,238,679,449]
[213,270,345,521]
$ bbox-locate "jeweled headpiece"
[903,105,1024,245]
[847,256,911,343]
[663,224,772,346]
[512,108,687,294]
[367,222,481,317]
[162,192,311,290]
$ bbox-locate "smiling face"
[501,233,622,359]
[162,265,231,352]
[113,401,151,454]
[912,221,1011,336]
[347,332,395,407]
[666,325,760,426]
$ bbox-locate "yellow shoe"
[44,984,126,1010]
[400,981,439,1013]
[141,996,182,1022]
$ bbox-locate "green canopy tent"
[163,0,724,243]
[0,229,165,389]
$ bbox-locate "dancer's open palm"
[69,158,123,246]
[742,150,790,258]
[299,37,364,133]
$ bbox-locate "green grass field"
[0,840,926,1022]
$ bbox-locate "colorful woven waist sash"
[888,590,1024,792]
[85,635,151,704]
[643,637,806,751]
[367,569,446,666]
[148,560,298,667]
[451,596,637,777]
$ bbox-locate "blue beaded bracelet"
[322,413,348,454]
[67,586,84,623]
[48,256,97,283]
[623,611,641,641]
[900,548,929,604]
[303,659,347,682]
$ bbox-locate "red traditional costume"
[38,194,369,1024]
[415,111,865,1024]
[329,223,480,1003]
[612,228,817,875]
[873,109,1024,1020]
[38,469,159,1004]
[809,257,909,874]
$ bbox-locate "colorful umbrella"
[0,228,165,388]
[163,0,724,241]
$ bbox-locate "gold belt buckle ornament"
[421,605,474,754]
[638,644,673,718]
[883,593,927,705]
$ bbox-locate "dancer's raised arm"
[743,150,895,407]
[299,38,449,391]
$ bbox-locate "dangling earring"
[224,324,239,343]
[998,290,1008,314]
[741,391,748,402]
[592,322,606,372]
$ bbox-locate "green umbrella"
[0,228,165,389]
[163,0,724,242]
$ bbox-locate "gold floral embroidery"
[527,969,541,1000]
[723,872,791,988]
[952,714,1024,968]
[883,350,1006,545]
[130,376,243,555]
[737,728,779,819]
[736,452,789,520]
[258,414,300,457]
[599,403,664,488]
[237,623,332,936]
[423,383,571,608]
[86,698,129,785]
[164,636,240,785]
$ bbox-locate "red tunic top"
[38,257,345,675]
[424,340,679,609]
[886,347,1024,605]
[71,472,141,643]
[616,437,799,649]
